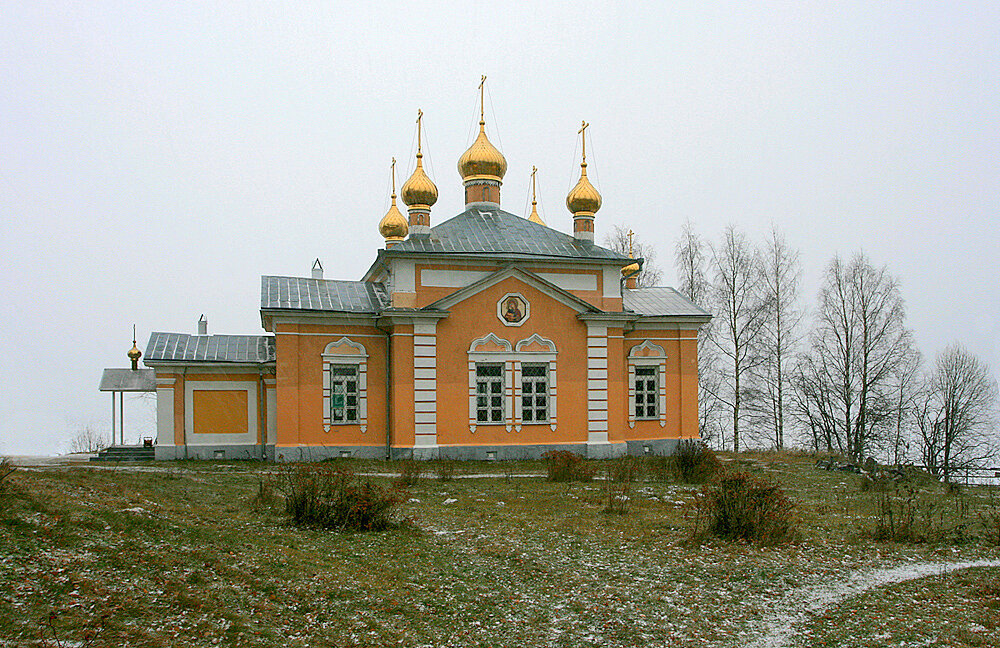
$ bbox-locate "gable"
[424,266,599,315]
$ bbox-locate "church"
[141,88,710,461]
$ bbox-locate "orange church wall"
[157,371,272,445]
[274,323,389,450]
[621,332,700,441]
[192,390,249,435]
[433,276,592,447]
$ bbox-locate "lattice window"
[328,364,359,424]
[634,365,658,420]
[322,337,367,432]
[520,363,549,423]
[476,363,505,424]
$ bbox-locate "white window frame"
[627,340,667,429]
[322,337,368,433]
[467,333,558,433]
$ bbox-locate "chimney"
[198,314,208,336]
[312,258,324,279]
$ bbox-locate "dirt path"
[747,559,1000,648]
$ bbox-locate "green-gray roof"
[261,276,389,313]
[386,203,631,262]
[623,287,711,318]
[145,333,276,364]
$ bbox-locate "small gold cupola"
[457,76,507,206]
[622,228,640,289]
[567,121,602,242]
[528,166,544,225]
[378,158,408,246]
[127,325,142,371]
[401,109,438,236]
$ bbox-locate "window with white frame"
[322,337,368,432]
[520,363,549,423]
[634,365,658,419]
[476,363,505,424]
[467,333,558,433]
[328,364,359,423]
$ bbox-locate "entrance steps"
[91,446,156,462]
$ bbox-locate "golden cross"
[531,166,537,203]
[416,109,423,154]
[390,157,396,195]
[479,75,487,123]
[628,229,634,257]
[578,120,589,163]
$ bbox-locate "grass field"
[1,452,998,647]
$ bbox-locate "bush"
[869,485,971,544]
[691,471,796,544]
[433,460,459,482]
[671,440,722,483]
[541,450,594,482]
[281,465,404,531]
[603,457,639,515]
[249,476,280,513]
[395,459,424,486]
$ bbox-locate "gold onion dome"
[566,162,602,214]
[458,121,507,181]
[128,341,142,361]
[401,156,438,207]
[379,159,408,241]
[402,109,438,207]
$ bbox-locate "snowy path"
[746,559,1000,648]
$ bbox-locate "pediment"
[424,266,599,315]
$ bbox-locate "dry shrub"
[281,465,404,531]
[542,450,594,482]
[979,492,1000,546]
[249,476,280,513]
[691,471,796,544]
[869,486,971,544]
[0,458,14,486]
[672,440,722,483]
[395,459,424,486]
[433,460,459,482]
[603,457,639,515]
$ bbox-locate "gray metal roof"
[387,204,632,262]
[99,368,156,392]
[260,276,389,313]
[623,287,712,318]
[145,333,276,364]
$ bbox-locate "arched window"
[628,341,667,428]
[467,333,558,433]
[322,338,368,433]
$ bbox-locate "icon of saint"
[503,297,523,322]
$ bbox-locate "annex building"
[140,94,710,461]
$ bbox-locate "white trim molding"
[467,333,558,433]
[587,324,609,443]
[321,337,368,433]
[413,321,438,444]
[628,340,668,429]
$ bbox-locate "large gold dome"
[401,155,438,207]
[566,163,602,214]
[458,122,507,181]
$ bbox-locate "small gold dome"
[128,342,142,361]
[379,196,408,241]
[566,162,602,214]
[401,155,438,207]
[622,258,640,277]
[528,202,545,225]
[458,122,507,181]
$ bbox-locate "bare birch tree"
[798,252,915,460]
[708,225,768,452]
[674,220,724,445]
[604,224,663,287]
[749,227,803,449]
[915,343,998,481]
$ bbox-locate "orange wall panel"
[192,390,249,434]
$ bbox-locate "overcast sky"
[2,2,997,455]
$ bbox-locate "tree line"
[609,223,999,480]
